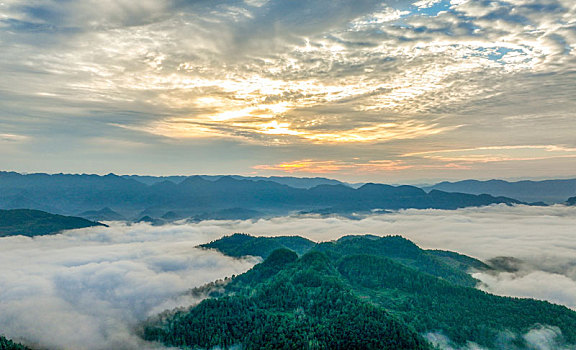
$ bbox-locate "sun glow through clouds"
[0,0,574,179]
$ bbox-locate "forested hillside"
[146,235,576,349]
[144,249,432,349]
[0,209,105,237]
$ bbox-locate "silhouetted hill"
[567,196,576,206]
[0,172,524,220]
[145,234,576,349]
[0,209,105,237]
[426,178,576,203]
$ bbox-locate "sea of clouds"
[1,204,575,349]
[0,225,259,349]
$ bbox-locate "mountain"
[229,176,345,189]
[121,175,189,185]
[200,233,317,258]
[78,207,126,221]
[203,234,486,287]
[147,234,576,349]
[0,172,523,220]
[144,248,432,350]
[425,178,576,203]
[0,209,106,237]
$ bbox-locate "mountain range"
[123,174,345,188]
[425,178,576,204]
[0,172,523,222]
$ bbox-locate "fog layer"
[0,224,258,349]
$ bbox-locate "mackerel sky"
[1,0,575,182]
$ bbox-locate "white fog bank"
[0,224,258,350]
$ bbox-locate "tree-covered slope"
[144,249,432,350]
[147,235,576,349]
[426,249,492,272]
[313,235,486,287]
[202,234,487,287]
[338,254,576,348]
[0,209,106,237]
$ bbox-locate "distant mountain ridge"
[425,178,576,203]
[122,174,345,189]
[0,171,525,221]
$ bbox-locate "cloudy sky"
[1,0,575,182]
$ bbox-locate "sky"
[1,0,575,182]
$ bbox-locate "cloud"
[424,332,487,349]
[425,325,574,350]
[1,0,575,181]
[253,159,412,174]
[0,224,257,350]
[0,133,28,143]
[403,145,576,164]
[474,271,576,310]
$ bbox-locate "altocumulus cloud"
[1,204,576,349]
